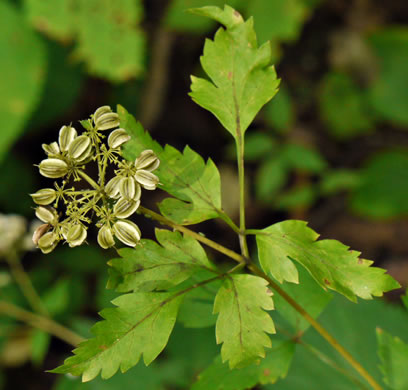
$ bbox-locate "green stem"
[217,210,241,234]
[236,134,249,258]
[139,206,245,264]
[139,206,382,390]
[6,252,49,316]
[0,300,84,347]
[99,150,109,187]
[77,169,100,191]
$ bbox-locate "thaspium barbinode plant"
[30,6,400,389]
[31,106,160,253]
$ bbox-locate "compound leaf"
[51,292,183,381]
[214,274,275,368]
[189,5,280,139]
[377,328,408,390]
[118,105,222,224]
[108,229,216,293]
[191,341,294,390]
[256,220,399,302]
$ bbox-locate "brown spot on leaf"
[263,368,271,377]
[99,345,108,351]
[358,258,363,264]
[234,10,241,18]
[324,278,331,285]
[227,71,232,80]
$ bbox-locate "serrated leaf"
[108,229,216,293]
[0,1,46,163]
[256,220,399,301]
[214,274,275,368]
[118,105,223,224]
[189,5,280,139]
[157,146,221,224]
[377,328,408,389]
[192,341,294,390]
[51,292,183,381]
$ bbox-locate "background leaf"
[192,341,294,390]
[165,0,245,33]
[367,27,408,126]
[270,296,408,389]
[24,0,146,82]
[350,149,408,219]
[377,328,408,390]
[272,266,332,333]
[0,1,46,163]
[247,0,311,44]
[318,71,374,139]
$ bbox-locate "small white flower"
[39,158,69,179]
[112,220,141,247]
[97,225,115,249]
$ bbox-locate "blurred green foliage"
[0,1,46,164]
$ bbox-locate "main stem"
[139,206,382,390]
[236,134,249,258]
